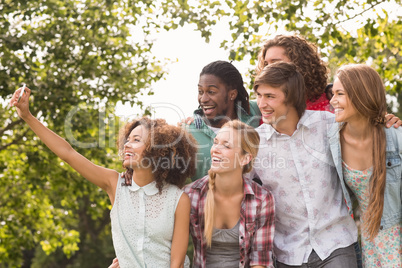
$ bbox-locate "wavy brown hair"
[117,117,198,193]
[204,120,260,247]
[337,64,387,240]
[256,35,329,102]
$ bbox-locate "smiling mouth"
[334,108,344,114]
[212,156,222,163]
[124,152,135,159]
[202,105,216,115]
[261,110,274,117]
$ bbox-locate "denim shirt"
[328,123,402,230]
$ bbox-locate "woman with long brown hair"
[329,64,401,267]
[185,120,275,268]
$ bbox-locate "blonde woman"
[329,64,401,267]
[185,120,275,268]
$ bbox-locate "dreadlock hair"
[200,60,250,114]
[117,117,198,193]
[203,120,260,247]
[336,64,387,240]
[256,35,329,102]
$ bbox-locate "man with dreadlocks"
[186,60,261,181]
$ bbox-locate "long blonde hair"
[336,64,387,240]
[203,120,260,247]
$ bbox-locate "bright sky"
[114,18,259,125]
[114,1,402,124]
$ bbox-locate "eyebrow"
[214,137,231,145]
[198,84,219,89]
[256,89,275,96]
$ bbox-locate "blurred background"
[1,0,401,267]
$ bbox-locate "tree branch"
[0,129,31,151]
[337,1,382,24]
[0,118,24,137]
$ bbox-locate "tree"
[197,0,402,114]
[0,0,174,266]
[1,0,401,266]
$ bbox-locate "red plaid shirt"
[184,176,275,268]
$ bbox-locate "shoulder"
[385,125,402,137]
[385,126,402,150]
[302,110,335,122]
[183,176,209,195]
[244,178,274,203]
[165,183,183,194]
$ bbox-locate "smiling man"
[186,60,261,181]
[250,62,359,268]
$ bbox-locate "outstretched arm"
[9,86,119,197]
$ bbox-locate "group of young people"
[10,35,401,268]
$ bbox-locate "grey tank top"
[205,220,240,267]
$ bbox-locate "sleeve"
[397,128,402,203]
[249,191,275,267]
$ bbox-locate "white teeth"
[334,108,343,113]
[125,152,134,156]
[203,106,214,109]
[212,157,221,162]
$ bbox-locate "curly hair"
[200,60,250,114]
[256,35,329,102]
[117,117,198,193]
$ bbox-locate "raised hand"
[9,85,31,119]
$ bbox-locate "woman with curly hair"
[185,120,275,268]
[256,35,331,111]
[329,64,401,267]
[10,86,197,268]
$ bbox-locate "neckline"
[342,160,373,173]
[214,219,240,231]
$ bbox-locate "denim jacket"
[328,123,402,230]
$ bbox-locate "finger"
[395,119,402,128]
[386,117,397,128]
[18,86,31,104]
[9,87,23,107]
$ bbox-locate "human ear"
[240,153,252,167]
[230,89,238,101]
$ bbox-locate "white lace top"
[110,175,189,268]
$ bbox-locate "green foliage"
[182,0,401,113]
[1,0,401,266]
[0,0,187,266]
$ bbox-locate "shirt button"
[240,236,244,239]
[380,226,383,230]
[387,162,392,166]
